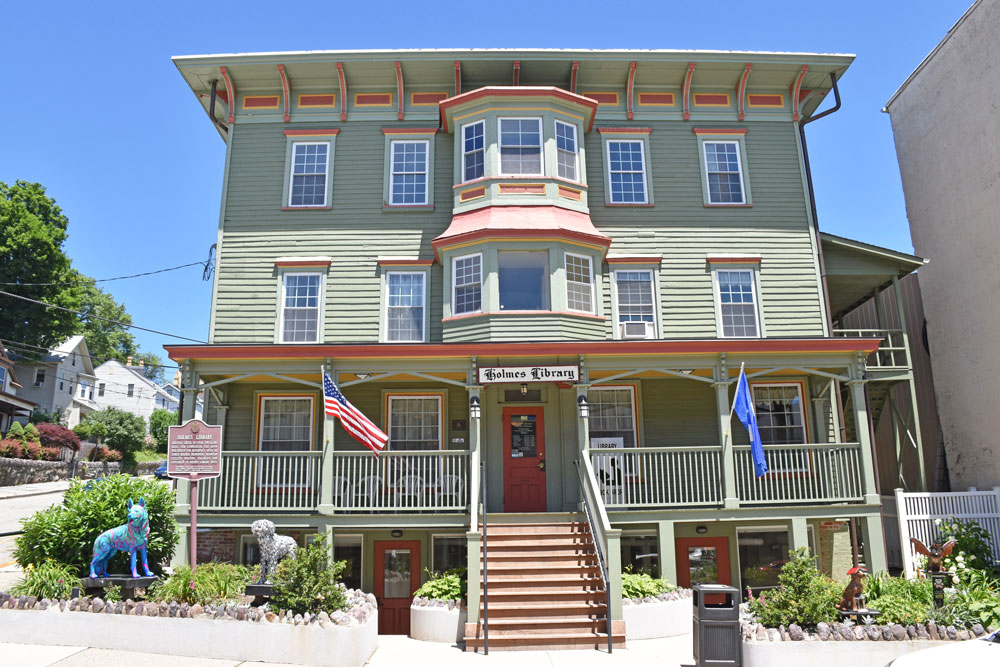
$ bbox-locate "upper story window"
[499,251,549,311]
[499,118,542,176]
[34,369,45,387]
[703,141,745,204]
[386,272,426,342]
[98,382,105,397]
[565,253,594,314]
[715,268,759,338]
[389,141,429,206]
[127,383,135,398]
[0,366,5,389]
[280,273,322,343]
[288,142,330,207]
[614,270,656,338]
[752,384,806,445]
[79,382,87,398]
[453,254,482,315]
[462,121,485,182]
[607,140,647,204]
[555,120,578,181]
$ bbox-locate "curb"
[0,486,70,501]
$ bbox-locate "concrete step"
[478,601,608,618]
[480,590,606,604]
[484,523,590,536]
[484,617,609,634]
[485,564,603,578]
[464,632,625,651]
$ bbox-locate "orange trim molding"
[298,94,337,108]
[411,91,448,106]
[582,91,620,104]
[747,93,784,108]
[377,258,434,267]
[597,127,652,135]
[607,256,662,265]
[692,128,748,136]
[274,259,331,268]
[243,95,280,110]
[637,92,675,106]
[498,183,545,195]
[557,185,583,201]
[459,186,486,202]
[692,93,731,107]
[382,127,438,135]
[283,128,340,137]
[706,255,761,264]
[354,92,393,107]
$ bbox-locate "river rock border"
[741,619,990,643]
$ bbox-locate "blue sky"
[0,0,972,361]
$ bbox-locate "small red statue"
[838,565,867,611]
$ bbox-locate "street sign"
[167,419,222,480]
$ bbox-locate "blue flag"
[732,368,768,477]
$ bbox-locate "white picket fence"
[895,487,1000,578]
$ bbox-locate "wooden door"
[676,537,732,590]
[374,540,420,635]
[502,407,546,512]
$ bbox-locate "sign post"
[167,419,222,572]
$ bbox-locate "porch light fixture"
[520,383,528,397]
[469,395,481,420]
[679,369,694,375]
[696,525,708,534]
[391,529,403,538]
[577,395,589,418]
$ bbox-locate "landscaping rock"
[169,601,179,617]
[839,624,855,641]
[891,625,907,641]
[865,626,881,641]
[881,625,893,641]
[766,628,779,642]
[147,603,159,617]
[972,623,986,637]
[958,629,971,641]
[59,600,66,612]
[179,603,188,618]
[302,612,310,624]
[906,624,917,639]
[158,602,169,617]
[928,622,940,640]
[788,624,804,641]
[17,595,27,609]
[236,608,246,622]
[134,602,144,616]
[91,598,105,613]
[103,602,113,614]
[265,611,277,623]
[189,603,202,619]
[26,595,37,609]
[946,625,957,640]
[916,623,929,639]
[214,607,225,620]
[115,602,124,615]
[854,626,866,640]
[816,622,830,640]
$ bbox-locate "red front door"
[502,407,546,512]
[676,537,732,601]
[374,540,420,635]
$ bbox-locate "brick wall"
[818,521,853,582]
[196,529,236,563]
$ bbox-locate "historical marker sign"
[167,419,222,480]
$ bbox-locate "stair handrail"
[480,458,489,655]
[573,457,614,653]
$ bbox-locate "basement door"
[502,407,547,512]
[676,537,732,601]
[374,540,420,635]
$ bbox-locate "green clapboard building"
[168,49,926,646]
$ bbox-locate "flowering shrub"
[22,441,42,460]
[40,446,62,461]
[933,517,998,580]
[0,438,23,458]
[36,422,81,452]
[10,560,77,599]
[22,423,40,444]
[745,548,841,627]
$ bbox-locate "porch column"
[859,513,888,574]
[657,520,677,584]
[848,369,880,505]
[466,531,481,626]
[607,528,624,621]
[713,371,739,509]
[575,385,590,455]
[788,516,809,555]
[467,385,481,525]
[319,361,336,515]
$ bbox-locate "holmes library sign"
[167,419,222,480]
[478,365,580,384]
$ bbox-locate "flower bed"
[410,597,466,643]
[622,589,692,639]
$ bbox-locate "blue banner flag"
[732,368,768,477]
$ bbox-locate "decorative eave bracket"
[277,64,291,122]
[736,63,752,121]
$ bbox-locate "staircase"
[463,521,625,651]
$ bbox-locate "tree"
[84,407,146,467]
[73,278,137,365]
[133,351,165,384]
[148,408,175,453]
[0,181,79,351]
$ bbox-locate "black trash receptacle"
[692,583,741,666]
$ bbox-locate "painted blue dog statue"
[89,497,154,579]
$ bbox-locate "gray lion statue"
[251,519,297,584]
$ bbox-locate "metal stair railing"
[574,458,614,653]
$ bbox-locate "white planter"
[0,609,377,667]
[623,597,692,640]
[409,602,466,643]
[744,638,954,667]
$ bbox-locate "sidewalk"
[0,480,71,501]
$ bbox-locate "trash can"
[692,583,740,667]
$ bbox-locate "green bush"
[103,583,123,603]
[148,409,175,453]
[622,570,678,599]
[23,423,40,443]
[14,474,178,577]
[935,517,998,578]
[865,573,933,624]
[271,534,349,616]
[30,408,64,426]
[944,569,1000,630]
[150,563,251,606]
[414,568,466,601]
[83,408,145,467]
[6,421,26,442]
[746,548,840,628]
[10,560,77,599]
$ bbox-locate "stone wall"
[0,458,121,486]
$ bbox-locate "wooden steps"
[463,521,625,652]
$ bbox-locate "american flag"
[323,371,387,455]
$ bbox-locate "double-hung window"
[280,273,321,343]
[386,272,426,342]
[703,141,745,204]
[614,270,656,337]
[751,383,808,472]
[587,386,639,489]
[453,254,482,316]
[387,395,442,451]
[389,140,428,205]
[288,142,330,207]
[607,140,647,203]
[499,118,542,175]
[565,253,594,314]
[715,269,759,337]
[127,383,134,398]
[462,121,485,182]
[555,121,578,181]
[34,369,45,387]
[258,395,315,486]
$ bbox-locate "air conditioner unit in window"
[620,321,654,339]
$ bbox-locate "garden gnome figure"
[251,519,297,584]
[837,565,867,611]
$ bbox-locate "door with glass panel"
[676,537,732,592]
[374,540,420,635]
[257,396,315,489]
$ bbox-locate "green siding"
[443,314,606,342]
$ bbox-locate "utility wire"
[0,290,206,344]
[0,261,207,287]
[11,354,172,401]
[2,346,173,394]
[0,337,181,370]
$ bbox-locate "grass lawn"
[133,449,166,463]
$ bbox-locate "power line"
[0,261,207,287]
[13,354,173,401]
[0,290,207,344]
[0,337,181,370]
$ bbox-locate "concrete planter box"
[410,600,466,643]
[623,597,692,640]
[0,609,377,667]
[744,638,953,667]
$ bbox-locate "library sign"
[167,419,222,480]
[478,365,580,384]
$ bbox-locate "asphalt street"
[0,484,69,591]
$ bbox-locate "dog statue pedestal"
[79,575,158,598]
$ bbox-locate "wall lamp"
[577,395,589,418]
[469,395,481,420]
[520,383,528,397]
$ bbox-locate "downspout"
[205,80,229,136]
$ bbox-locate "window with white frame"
[288,142,330,207]
[607,140,647,203]
[499,118,542,175]
[0,366,6,389]
[387,395,441,451]
[79,382,87,398]
[703,141,746,204]
[98,382,105,397]
[127,383,134,398]
[34,369,45,387]
[389,140,428,205]
[751,384,806,446]
[498,251,548,311]
[565,253,594,313]
[453,254,482,315]
[614,270,656,336]
[258,396,314,452]
[555,120,578,181]
[280,273,321,343]
[715,269,759,337]
[587,386,638,487]
[386,272,425,342]
[462,121,485,182]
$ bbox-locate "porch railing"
[734,443,864,505]
[833,328,910,370]
[198,451,322,512]
[587,446,723,509]
[330,450,470,512]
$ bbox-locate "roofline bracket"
[336,62,347,122]
[682,63,695,121]
[277,64,290,122]
[626,61,637,120]
[736,63,752,121]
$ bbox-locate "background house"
[0,343,36,434]
[11,335,98,427]
[92,358,202,422]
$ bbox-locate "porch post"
[465,359,483,627]
[859,513,888,574]
[789,516,809,554]
[319,360,336,515]
[607,528,624,621]
[849,361,880,504]
[657,520,677,584]
[714,360,739,509]
[467,384,481,527]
